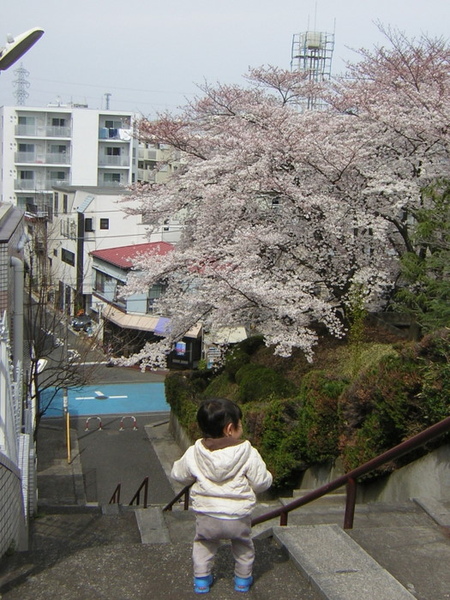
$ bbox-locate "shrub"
[164,372,201,440]
[294,371,348,464]
[235,363,298,403]
[243,399,304,489]
[224,347,250,381]
[203,372,239,401]
[339,331,450,473]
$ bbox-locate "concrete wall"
[169,411,193,454]
[359,443,450,503]
[297,443,450,503]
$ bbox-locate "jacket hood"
[193,438,252,483]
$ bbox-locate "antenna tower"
[13,63,30,105]
[105,92,112,110]
[291,30,334,110]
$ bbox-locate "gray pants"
[193,513,254,578]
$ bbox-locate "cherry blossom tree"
[124,29,450,367]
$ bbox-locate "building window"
[49,171,66,181]
[50,144,67,154]
[85,218,94,232]
[103,172,121,183]
[94,270,115,294]
[106,147,121,156]
[105,119,122,129]
[20,170,34,180]
[52,118,66,127]
[61,248,75,266]
[147,283,167,314]
[18,143,34,153]
[63,194,68,213]
[54,192,59,216]
[100,218,109,230]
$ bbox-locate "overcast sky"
[1,0,449,117]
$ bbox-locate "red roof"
[90,241,174,269]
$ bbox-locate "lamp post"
[0,27,44,71]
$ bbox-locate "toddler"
[171,397,272,594]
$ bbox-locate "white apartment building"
[0,104,137,214]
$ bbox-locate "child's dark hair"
[197,397,242,438]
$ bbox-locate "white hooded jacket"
[171,438,273,519]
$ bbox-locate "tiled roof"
[90,241,174,269]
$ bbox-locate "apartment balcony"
[14,178,69,191]
[15,152,71,165]
[138,148,157,160]
[15,125,72,138]
[98,127,132,141]
[137,168,156,183]
[98,155,130,167]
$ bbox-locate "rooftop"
[90,241,174,269]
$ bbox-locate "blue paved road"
[42,382,169,417]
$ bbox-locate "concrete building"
[0,104,136,215]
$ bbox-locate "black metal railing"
[109,476,149,508]
[162,483,193,512]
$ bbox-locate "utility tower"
[13,63,30,105]
[291,30,334,110]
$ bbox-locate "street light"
[0,27,44,71]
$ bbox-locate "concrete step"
[273,524,416,600]
[348,524,450,600]
[0,532,321,600]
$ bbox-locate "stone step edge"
[272,523,416,600]
[413,496,450,527]
[135,506,171,544]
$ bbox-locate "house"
[91,242,202,368]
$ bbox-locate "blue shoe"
[194,574,213,594]
[234,575,253,592]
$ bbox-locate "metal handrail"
[129,476,149,508]
[252,414,450,529]
[109,483,121,505]
[162,483,193,512]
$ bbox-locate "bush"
[339,331,450,472]
[235,363,298,403]
[224,347,250,381]
[242,399,304,489]
[294,371,348,464]
[164,372,201,440]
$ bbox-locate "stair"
[4,420,448,599]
